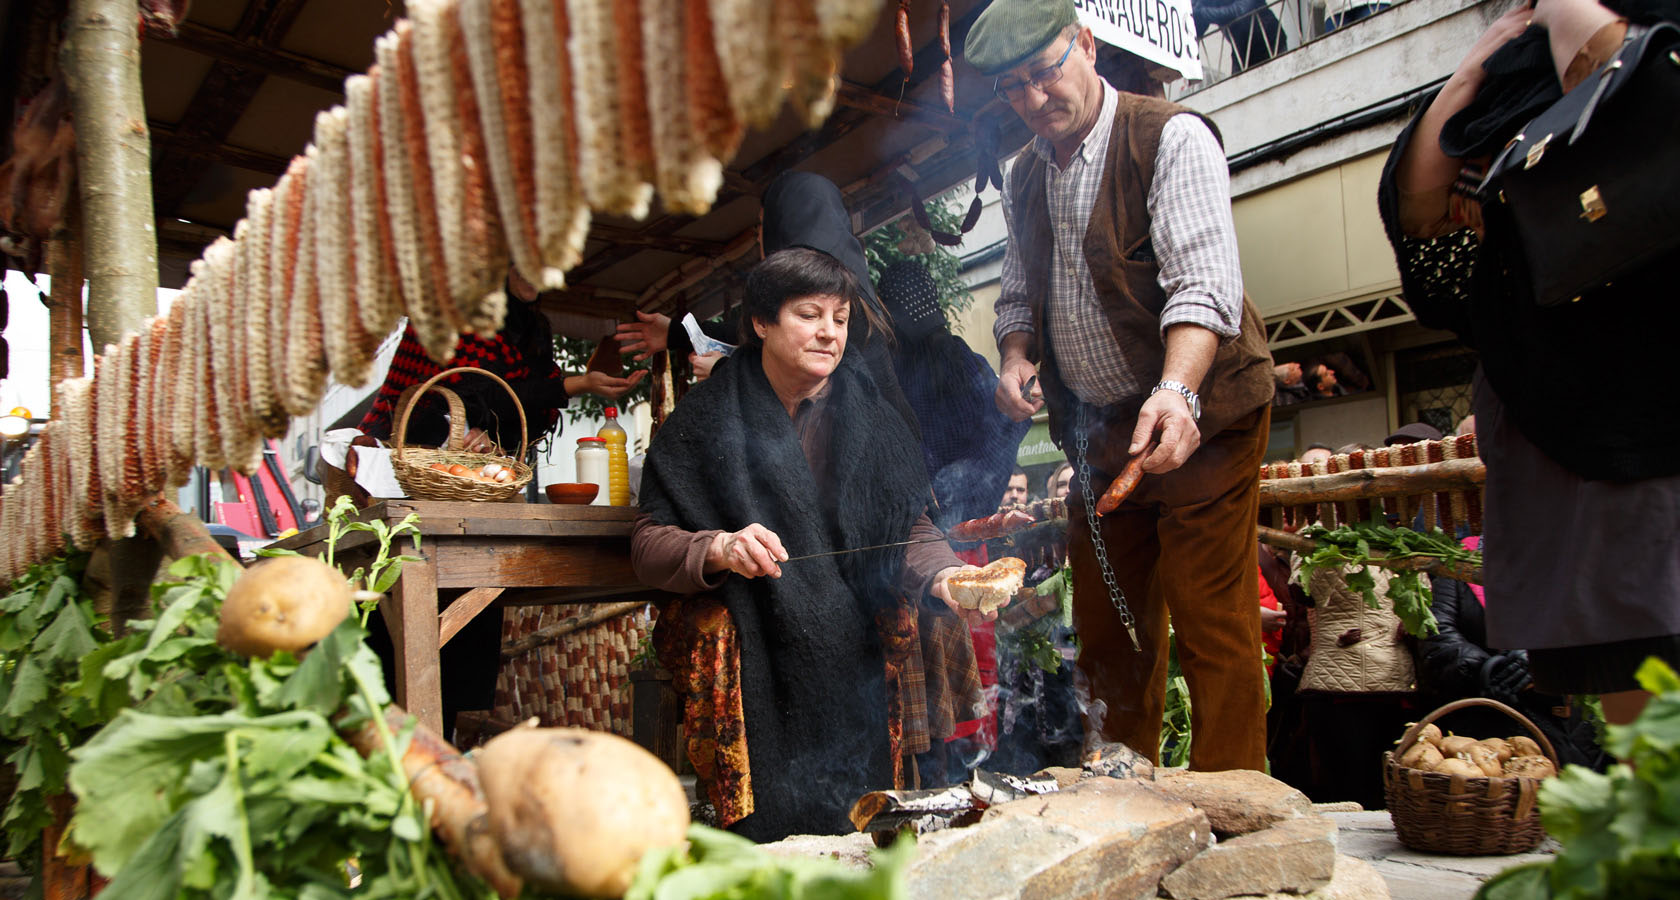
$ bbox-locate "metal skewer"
[781,536,953,562]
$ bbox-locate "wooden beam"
[834,80,968,135]
[148,0,316,219]
[145,18,351,95]
[438,586,504,647]
[1258,458,1486,508]
[148,120,289,175]
[586,224,729,257]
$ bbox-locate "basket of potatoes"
[390,367,534,502]
[1383,697,1560,855]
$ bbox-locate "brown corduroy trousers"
[1067,405,1269,772]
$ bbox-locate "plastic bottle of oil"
[598,407,630,506]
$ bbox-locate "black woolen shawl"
[638,346,931,841]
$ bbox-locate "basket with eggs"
[390,367,534,502]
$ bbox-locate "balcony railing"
[1173,0,1406,96]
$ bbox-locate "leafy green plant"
[62,552,490,899]
[1159,631,1192,769]
[998,564,1074,678]
[862,195,975,323]
[1296,513,1481,638]
[1476,658,1680,899]
[0,552,106,864]
[627,823,912,900]
[259,495,422,627]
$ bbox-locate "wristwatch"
[1151,380,1201,421]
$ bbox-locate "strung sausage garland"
[0,0,889,583]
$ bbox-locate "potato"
[1416,723,1443,748]
[1468,745,1505,777]
[1440,735,1478,758]
[1477,738,1515,764]
[1431,757,1483,778]
[1399,741,1444,771]
[1508,736,1543,758]
[478,727,689,899]
[1504,756,1557,779]
[217,556,352,657]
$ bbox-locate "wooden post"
[44,206,86,385]
[62,0,158,349]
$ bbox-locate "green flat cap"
[964,0,1079,76]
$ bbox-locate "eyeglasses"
[993,38,1077,103]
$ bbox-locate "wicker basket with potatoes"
[1383,697,1561,855]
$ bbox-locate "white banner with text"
[1075,0,1204,81]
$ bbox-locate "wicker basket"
[1383,697,1561,856]
[390,367,533,502]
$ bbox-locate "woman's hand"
[564,369,649,401]
[705,524,789,579]
[689,351,724,382]
[1261,605,1288,633]
[931,565,1001,626]
[615,311,671,361]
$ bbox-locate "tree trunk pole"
[45,205,87,385]
[62,0,157,350]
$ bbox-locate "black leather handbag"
[1479,21,1680,307]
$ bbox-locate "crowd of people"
[348,0,1674,842]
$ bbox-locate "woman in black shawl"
[613,172,918,435]
[631,249,980,841]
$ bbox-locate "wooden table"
[273,499,654,735]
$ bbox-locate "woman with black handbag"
[1378,0,1680,728]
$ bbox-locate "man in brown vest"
[966,0,1275,771]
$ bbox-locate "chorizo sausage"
[1095,453,1147,516]
[896,1,914,77]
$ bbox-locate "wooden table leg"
[390,556,443,736]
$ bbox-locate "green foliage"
[1160,631,1192,768]
[259,495,422,627]
[0,552,104,864]
[1475,658,1680,899]
[861,196,975,323]
[0,511,495,898]
[627,823,913,900]
[1297,513,1483,638]
[998,564,1073,679]
[58,552,491,900]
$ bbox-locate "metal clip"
[1125,624,1141,653]
[1524,133,1552,170]
[1580,185,1607,222]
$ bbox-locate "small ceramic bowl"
[545,483,600,505]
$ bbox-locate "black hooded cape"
[638,346,930,840]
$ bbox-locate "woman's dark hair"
[739,248,887,346]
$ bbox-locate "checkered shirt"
[994,83,1245,406]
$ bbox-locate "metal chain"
[1074,404,1141,651]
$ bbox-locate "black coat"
[1420,571,1609,771]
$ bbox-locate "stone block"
[905,778,1211,900]
[756,832,878,869]
[1244,856,1391,899]
[1147,768,1314,836]
[1159,816,1337,899]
